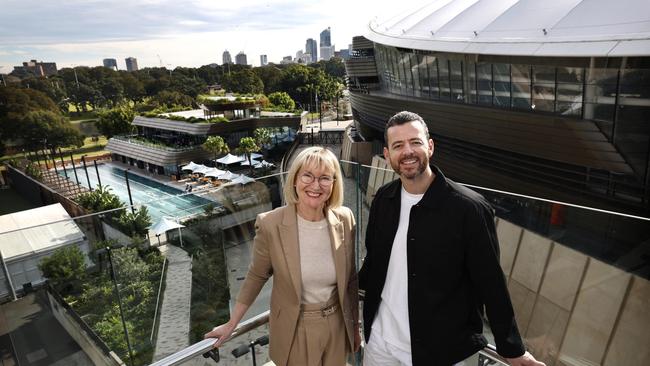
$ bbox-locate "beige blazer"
[237,204,358,366]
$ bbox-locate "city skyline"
[0,0,428,72]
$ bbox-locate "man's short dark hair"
[384,111,430,145]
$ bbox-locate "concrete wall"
[47,290,125,366]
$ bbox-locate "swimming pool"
[63,164,214,223]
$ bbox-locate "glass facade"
[374,44,650,179]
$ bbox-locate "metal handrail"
[148,308,510,366]
[148,310,270,366]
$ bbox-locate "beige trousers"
[286,296,348,366]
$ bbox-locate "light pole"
[103,246,135,366]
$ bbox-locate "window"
[532,65,555,112]
[493,63,511,107]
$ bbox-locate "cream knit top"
[297,214,337,304]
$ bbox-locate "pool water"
[63,164,213,223]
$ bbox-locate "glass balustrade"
[1,158,648,366]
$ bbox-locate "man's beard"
[391,154,427,180]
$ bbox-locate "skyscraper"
[306,38,318,63]
[320,27,333,60]
[235,52,248,65]
[260,54,268,66]
[125,57,138,72]
[103,58,118,70]
[320,27,331,47]
[222,50,232,64]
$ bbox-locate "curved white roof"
[366,0,650,57]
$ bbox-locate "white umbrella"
[231,174,255,185]
[254,160,275,168]
[151,217,185,235]
[238,153,263,161]
[216,153,245,165]
[192,165,211,174]
[218,171,238,181]
[181,161,199,171]
[240,159,260,166]
[204,167,226,178]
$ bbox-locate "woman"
[205,147,360,366]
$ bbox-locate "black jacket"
[358,165,525,365]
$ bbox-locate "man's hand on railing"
[505,351,546,366]
[204,321,236,348]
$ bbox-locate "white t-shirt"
[372,187,423,352]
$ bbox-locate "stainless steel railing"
[148,309,510,366]
[148,310,270,366]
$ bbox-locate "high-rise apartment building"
[125,57,138,72]
[222,50,232,64]
[306,38,318,63]
[320,27,333,61]
[235,52,248,65]
[103,58,118,70]
[260,54,268,66]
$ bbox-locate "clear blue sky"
[0,0,427,73]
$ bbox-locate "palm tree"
[238,137,260,175]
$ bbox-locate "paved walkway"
[153,245,193,361]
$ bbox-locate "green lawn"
[0,136,109,164]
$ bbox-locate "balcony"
[1,157,648,366]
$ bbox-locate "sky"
[0,0,429,74]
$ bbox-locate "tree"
[96,104,135,138]
[253,128,272,148]
[39,246,87,295]
[254,65,283,94]
[76,185,125,212]
[237,136,260,174]
[202,136,229,161]
[115,206,152,238]
[267,91,295,111]
[19,110,84,152]
[0,87,61,145]
[222,69,264,94]
[150,90,194,109]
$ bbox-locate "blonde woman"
[205,147,360,366]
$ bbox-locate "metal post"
[58,148,68,179]
[70,153,80,185]
[81,156,92,191]
[355,162,361,270]
[43,150,49,169]
[124,170,135,213]
[251,344,257,366]
[106,248,135,366]
[94,160,102,189]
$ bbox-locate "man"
[358,111,544,366]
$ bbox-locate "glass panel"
[556,67,584,116]
[357,164,650,366]
[450,59,464,102]
[477,62,492,105]
[532,65,556,112]
[439,58,451,100]
[493,63,511,108]
[585,67,618,138]
[411,53,422,98]
[511,64,531,109]
[417,54,431,98]
[427,56,440,99]
[401,51,413,96]
[615,68,650,177]
[468,62,478,104]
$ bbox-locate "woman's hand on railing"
[204,321,236,348]
[505,351,546,366]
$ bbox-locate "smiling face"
[384,120,434,180]
[295,162,335,213]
